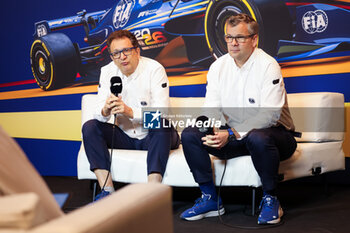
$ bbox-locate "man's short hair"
[226,13,259,35]
[107,30,139,49]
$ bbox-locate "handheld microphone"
[110,76,123,96]
[110,76,122,118]
[196,115,214,135]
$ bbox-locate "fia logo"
[143,110,161,129]
[37,24,48,37]
[113,0,135,29]
[302,10,328,34]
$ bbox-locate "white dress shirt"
[204,48,294,138]
[94,56,170,139]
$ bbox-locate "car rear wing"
[33,9,108,38]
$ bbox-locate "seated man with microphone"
[82,30,180,201]
[179,14,297,224]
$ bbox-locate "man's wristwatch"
[227,128,236,141]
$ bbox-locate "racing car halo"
[30,0,350,90]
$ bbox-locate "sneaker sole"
[183,207,225,221]
[258,206,284,224]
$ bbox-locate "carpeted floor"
[44,174,350,233]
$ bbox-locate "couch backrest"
[82,92,344,142]
[287,92,344,142]
[170,97,205,108]
[81,94,99,126]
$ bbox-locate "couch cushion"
[213,141,345,187]
[77,144,198,186]
[212,155,261,187]
[287,92,344,142]
[279,141,345,181]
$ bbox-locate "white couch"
[77,92,345,190]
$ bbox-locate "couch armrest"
[0,193,44,230]
[29,183,173,233]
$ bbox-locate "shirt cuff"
[94,113,111,123]
[237,131,248,140]
[132,107,142,122]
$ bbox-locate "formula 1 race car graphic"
[30,0,350,90]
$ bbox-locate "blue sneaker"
[94,190,111,202]
[180,193,225,221]
[258,194,283,224]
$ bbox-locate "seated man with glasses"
[82,30,180,201]
[179,13,297,224]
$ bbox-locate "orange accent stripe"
[168,71,207,86]
[280,56,350,67]
[282,57,350,78]
[334,0,350,3]
[0,71,209,101]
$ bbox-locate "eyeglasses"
[109,47,137,59]
[224,34,255,43]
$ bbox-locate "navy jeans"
[181,126,297,192]
[82,119,180,176]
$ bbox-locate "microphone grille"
[110,76,122,95]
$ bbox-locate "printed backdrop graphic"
[0,0,349,175]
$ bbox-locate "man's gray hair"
[226,13,259,35]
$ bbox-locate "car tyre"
[205,0,293,58]
[30,33,79,91]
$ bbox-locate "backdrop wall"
[0,0,349,176]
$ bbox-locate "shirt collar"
[231,48,257,71]
[117,57,143,81]
[242,48,257,70]
[128,56,142,79]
